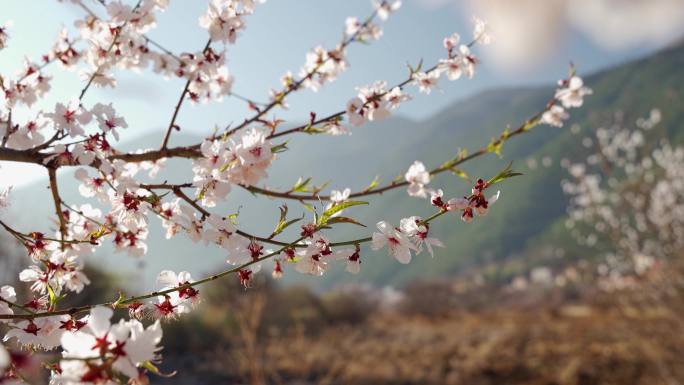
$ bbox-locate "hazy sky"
[1,0,683,187]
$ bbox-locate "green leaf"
[270,205,304,238]
[501,127,510,140]
[46,284,66,308]
[521,118,537,132]
[319,201,368,225]
[89,225,108,240]
[312,181,331,195]
[227,213,240,225]
[291,177,312,193]
[112,291,126,308]
[487,140,502,157]
[458,148,468,159]
[219,159,238,173]
[142,361,177,378]
[449,167,469,181]
[487,162,523,187]
[326,216,366,227]
[301,201,316,213]
[364,175,380,192]
[271,141,289,153]
[303,125,326,135]
[487,128,511,157]
[47,284,57,307]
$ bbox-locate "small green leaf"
[47,285,57,307]
[364,175,380,192]
[271,141,289,153]
[319,201,368,225]
[89,225,108,240]
[112,291,126,308]
[196,185,207,201]
[487,162,523,186]
[225,210,240,225]
[458,148,468,159]
[449,167,469,180]
[521,119,537,132]
[219,159,238,173]
[142,361,177,378]
[301,201,316,213]
[270,205,304,238]
[46,285,66,308]
[326,216,366,227]
[303,125,326,135]
[487,128,512,157]
[487,139,503,157]
[291,177,312,193]
[312,181,331,195]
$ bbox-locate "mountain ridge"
[6,40,684,290]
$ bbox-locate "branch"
[268,40,479,140]
[0,219,95,246]
[169,186,303,248]
[143,101,551,202]
[0,297,36,315]
[160,39,212,149]
[48,168,68,250]
[0,202,454,320]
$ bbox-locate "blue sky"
[1,0,683,186]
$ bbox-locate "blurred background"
[2,0,684,384]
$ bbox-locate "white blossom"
[371,221,417,264]
[405,161,431,198]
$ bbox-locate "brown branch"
[48,168,68,250]
[169,186,300,247]
[0,205,455,321]
[160,39,212,149]
[143,103,550,202]
[268,40,484,140]
[0,219,94,246]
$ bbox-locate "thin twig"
[160,39,212,149]
[48,168,68,250]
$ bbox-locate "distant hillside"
[10,41,684,291]
[339,39,684,287]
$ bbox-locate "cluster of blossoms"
[295,0,400,94]
[434,179,501,223]
[0,0,591,383]
[562,109,682,278]
[345,17,490,130]
[371,178,500,264]
[3,304,162,384]
[540,74,593,127]
[192,127,274,206]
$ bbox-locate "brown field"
[156,265,684,385]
